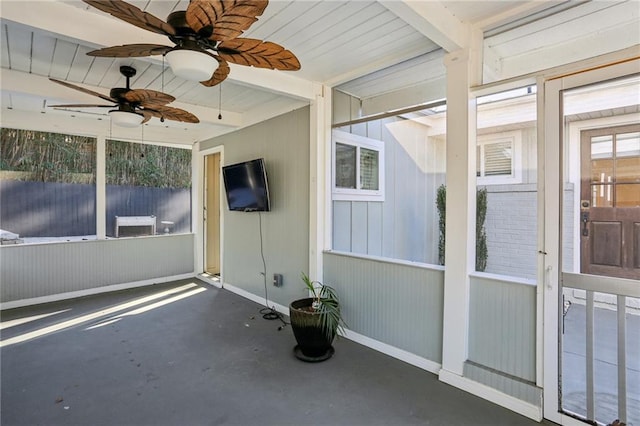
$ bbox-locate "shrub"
[436,184,488,271]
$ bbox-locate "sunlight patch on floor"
[84,286,206,330]
[0,282,203,348]
[0,309,70,331]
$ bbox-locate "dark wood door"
[580,124,640,279]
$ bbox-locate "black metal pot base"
[293,345,335,362]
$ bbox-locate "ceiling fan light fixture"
[109,110,144,127]
[165,49,218,82]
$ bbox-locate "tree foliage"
[1,128,95,183]
[106,140,191,188]
[436,184,488,271]
[0,128,191,188]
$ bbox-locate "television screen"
[222,158,271,212]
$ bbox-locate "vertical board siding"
[333,201,352,251]
[351,202,368,253]
[324,251,444,363]
[468,275,537,382]
[199,107,311,307]
[1,234,194,303]
[367,202,383,256]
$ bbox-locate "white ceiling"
[1,0,638,146]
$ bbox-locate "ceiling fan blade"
[124,89,175,106]
[186,0,268,41]
[200,56,230,87]
[140,110,153,124]
[142,105,200,124]
[82,0,175,36]
[217,38,300,71]
[87,44,172,58]
[48,104,114,108]
[49,78,115,103]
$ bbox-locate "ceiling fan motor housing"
[110,87,131,101]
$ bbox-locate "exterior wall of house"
[0,233,194,305]
[483,184,575,280]
[332,117,444,264]
[198,106,311,308]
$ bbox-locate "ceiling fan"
[82,0,301,86]
[49,65,199,127]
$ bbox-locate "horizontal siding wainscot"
[1,234,195,308]
[323,251,444,372]
[466,273,541,407]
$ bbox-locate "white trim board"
[439,369,543,422]
[223,281,442,374]
[221,282,289,317]
[341,329,442,374]
[0,273,196,311]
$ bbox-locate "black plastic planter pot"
[289,298,336,362]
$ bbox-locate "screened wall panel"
[323,251,444,363]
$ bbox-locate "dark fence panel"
[0,180,96,237]
[0,181,191,238]
[106,185,191,237]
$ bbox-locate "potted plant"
[289,272,346,362]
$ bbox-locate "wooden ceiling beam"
[379,0,470,53]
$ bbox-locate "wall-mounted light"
[109,110,144,127]
[165,48,218,82]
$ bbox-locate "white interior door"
[543,62,640,426]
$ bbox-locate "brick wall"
[483,183,574,279]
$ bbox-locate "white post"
[96,135,106,239]
[439,46,479,377]
[309,84,330,282]
[192,141,203,275]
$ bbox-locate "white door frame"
[542,60,639,425]
[194,144,224,284]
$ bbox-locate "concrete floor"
[1,279,551,426]
[562,303,640,426]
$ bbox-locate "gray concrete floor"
[562,303,640,426]
[1,279,551,426]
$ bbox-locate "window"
[332,130,384,201]
[476,131,522,185]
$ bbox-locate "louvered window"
[484,141,512,176]
[477,132,522,184]
[333,130,384,201]
[360,148,379,190]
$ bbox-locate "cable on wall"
[257,211,288,328]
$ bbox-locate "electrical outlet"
[273,273,283,287]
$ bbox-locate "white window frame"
[476,130,522,185]
[332,129,385,202]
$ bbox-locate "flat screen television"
[222,158,271,212]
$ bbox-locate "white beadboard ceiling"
[1,0,638,145]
